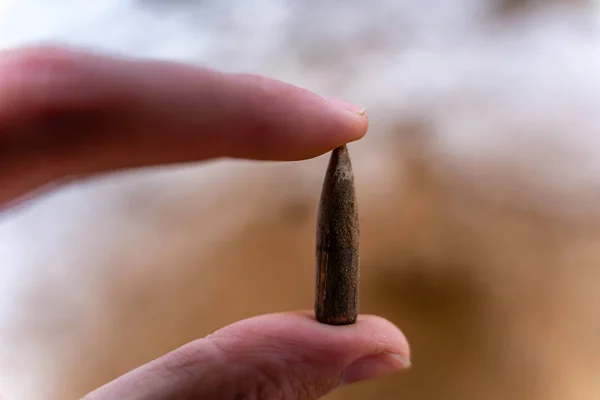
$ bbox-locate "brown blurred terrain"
[2,0,600,399]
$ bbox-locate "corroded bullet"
[315,144,360,325]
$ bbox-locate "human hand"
[0,46,411,399]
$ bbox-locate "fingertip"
[323,103,368,156]
[287,311,409,355]
[209,311,410,393]
[221,73,369,160]
[212,311,410,367]
[351,314,411,359]
[328,103,369,146]
[323,98,369,140]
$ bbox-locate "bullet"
[315,144,360,325]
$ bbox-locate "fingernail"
[326,98,367,116]
[342,352,411,385]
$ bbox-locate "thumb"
[83,311,411,400]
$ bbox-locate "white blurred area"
[3,1,600,399]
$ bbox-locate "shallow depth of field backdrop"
[2,1,600,399]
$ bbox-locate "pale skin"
[0,45,411,399]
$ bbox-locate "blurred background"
[3,0,600,399]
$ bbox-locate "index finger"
[0,46,368,205]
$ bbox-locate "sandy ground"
[3,0,600,399]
